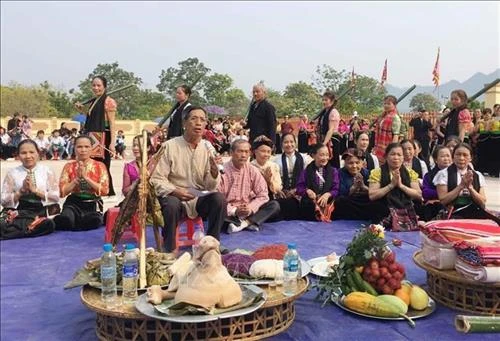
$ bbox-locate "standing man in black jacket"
[409,110,432,166]
[246,83,277,145]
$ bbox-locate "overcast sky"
[1,1,499,95]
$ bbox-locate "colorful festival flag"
[432,47,440,87]
[380,59,388,86]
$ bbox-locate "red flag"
[380,59,388,86]
[432,47,440,87]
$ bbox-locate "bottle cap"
[287,242,296,249]
[125,243,135,250]
[103,243,113,252]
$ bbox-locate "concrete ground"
[1,155,499,212]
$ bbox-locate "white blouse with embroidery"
[1,164,60,208]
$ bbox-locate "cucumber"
[346,271,360,291]
[351,270,366,291]
[362,280,379,296]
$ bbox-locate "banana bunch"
[343,292,415,327]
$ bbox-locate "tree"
[312,65,386,116]
[76,62,143,118]
[341,75,386,116]
[202,73,233,107]
[40,81,75,117]
[225,88,250,117]
[266,88,294,118]
[283,81,321,117]
[0,83,57,118]
[157,57,210,101]
[312,65,346,93]
[409,93,441,112]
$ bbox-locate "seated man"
[150,106,226,254]
[218,139,280,233]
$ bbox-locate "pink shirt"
[217,161,269,216]
[328,109,340,132]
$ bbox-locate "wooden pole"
[138,129,148,289]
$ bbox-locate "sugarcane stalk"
[80,84,135,105]
[138,129,149,289]
[396,84,416,104]
[455,315,500,333]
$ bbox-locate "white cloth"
[455,259,500,283]
[433,167,486,187]
[273,152,311,178]
[1,164,60,208]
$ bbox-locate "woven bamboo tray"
[413,251,499,315]
[81,277,309,341]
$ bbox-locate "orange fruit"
[400,282,412,296]
[394,288,410,306]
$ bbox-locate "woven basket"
[414,251,499,315]
[81,278,309,341]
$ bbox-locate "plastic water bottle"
[192,223,205,255]
[100,243,118,308]
[122,243,138,305]
[283,243,299,297]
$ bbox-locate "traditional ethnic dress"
[166,101,192,140]
[372,109,401,164]
[433,164,497,221]
[218,161,280,230]
[150,136,225,252]
[445,106,472,142]
[368,165,419,231]
[296,163,339,221]
[251,159,282,199]
[332,167,386,221]
[417,165,446,221]
[1,164,59,239]
[317,106,341,168]
[54,159,109,231]
[84,94,117,196]
[273,152,308,220]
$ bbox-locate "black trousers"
[54,195,103,231]
[159,192,226,252]
[329,135,341,169]
[224,200,280,231]
[276,197,301,221]
[0,200,55,240]
[332,196,388,222]
[298,131,309,153]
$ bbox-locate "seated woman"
[332,148,386,221]
[296,143,339,222]
[122,135,154,196]
[1,140,59,239]
[417,146,452,221]
[435,143,496,221]
[273,133,311,220]
[54,135,109,231]
[355,132,379,172]
[250,135,282,200]
[368,143,422,231]
[401,139,428,184]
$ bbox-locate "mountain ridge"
[385,69,500,111]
